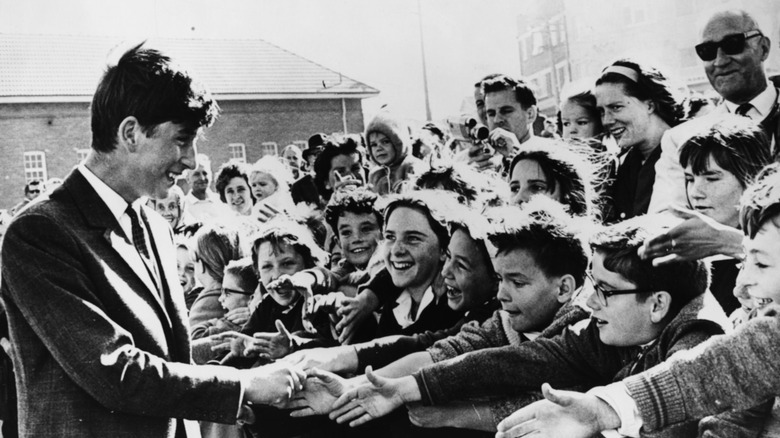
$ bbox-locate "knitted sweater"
[413,292,730,436]
[624,312,780,435]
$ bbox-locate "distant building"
[0,34,378,208]
[517,0,780,115]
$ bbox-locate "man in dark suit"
[0,43,304,437]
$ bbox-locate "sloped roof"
[0,33,379,102]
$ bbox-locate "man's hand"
[242,362,306,407]
[288,368,350,417]
[329,367,418,427]
[335,289,379,344]
[487,127,521,158]
[495,383,620,438]
[282,345,359,374]
[467,141,503,172]
[638,206,743,266]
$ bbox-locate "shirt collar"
[724,83,778,117]
[78,163,139,224]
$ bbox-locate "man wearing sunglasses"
[10,180,42,216]
[651,10,775,214]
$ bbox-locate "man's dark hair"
[324,187,382,233]
[679,117,771,190]
[90,43,220,152]
[482,75,537,109]
[590,216,710,317]
[313,135,365,200]
[214,161,254,204]
[487,198,590,288]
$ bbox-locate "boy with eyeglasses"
[329,215,731,437]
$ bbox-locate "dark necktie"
[735,103,753,117]
[126,206,150,259]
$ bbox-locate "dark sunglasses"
[586,272,654,307]
[695,30,762,61]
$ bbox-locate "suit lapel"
[63,170,174,333]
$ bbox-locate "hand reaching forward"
[249,319,295,360]
[287,368,351,417]
[495,383,620,438]
[242,362,307,407]
[329,366,413,427]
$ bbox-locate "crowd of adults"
[2,7,780,438]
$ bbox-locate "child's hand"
[226,306,251,326]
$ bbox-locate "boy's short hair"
[224,257,259,294]
[250,216,329,276]
[741,163,780,239]
[193,223,242,283]
[91,43,219,152]
[590,216,710,316]
[324,187,382,233]
[487,197,590,288]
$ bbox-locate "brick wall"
[0,97,366,210]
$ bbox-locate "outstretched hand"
[288,368,350,417]
[335,290,378,344]
[328,366,408,427]
[495,383,620,438]
[250,319,295,359]
[242,362,307,407]
[638,205,743,266]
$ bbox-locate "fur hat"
[364,111,411,166]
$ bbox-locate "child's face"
[684,156,744,228]
[155,194,181,227]
[560,100,600,140]
[250,172,278,203]
[442,228,495,312]
[176,247,195,293]
[509,159,562,206]
[336,212,381,268]
[218,272,251,312]
[256,241,307,307]
[736,220,780,307]
[383,206,445,291]
[494,248,565,333]
[585,251,659,347]
[369,132,397,166]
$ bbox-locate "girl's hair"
[214,161,255,204]
[250,156,294,190]
[223,257,259,294]
[193,223,243,283]
[679,116,772,189]
[508,143,597,219]
[595,59,684,128]
[380,190,462,250]
[250,215,329,277]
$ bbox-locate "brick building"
[0,34,378,210]
[516,0,780,115]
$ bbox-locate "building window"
[544,72,553,97]
[261,142,278,157]
[76,148,90,164]
[24,151,47,183]
[293,140,307,151]
[532,32,544,56]
[228,143,246,163]
[557,66,567,89]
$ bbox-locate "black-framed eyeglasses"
[586,272,653,306]
[695,30,763,61]
[221,287,252,296]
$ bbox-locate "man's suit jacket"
[0,170,242,437]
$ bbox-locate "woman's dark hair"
[595,59,684,128]
[508,143,596,218]
[214,161,255,204]
[313,135,366,200]
[381,190,461,251]
[680,116,772,190]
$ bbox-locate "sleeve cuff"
[588,382,642,437]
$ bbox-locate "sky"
[0,0,531,122]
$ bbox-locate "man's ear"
[556,274,577,304]
[649,291,672,323]
[526,105,538,125]
[118,116,140,152]
[758,36,771,61]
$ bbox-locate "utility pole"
[417,0,432,121]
